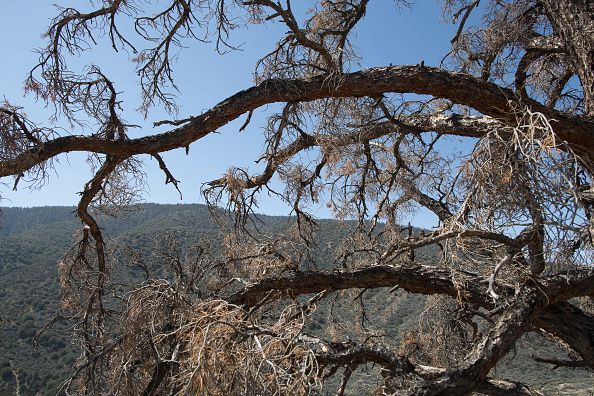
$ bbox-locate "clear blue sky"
[0,1,458,227]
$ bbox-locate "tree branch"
[536,302,594,367]
[3,66,593,178]
[228,263,488,308]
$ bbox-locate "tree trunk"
[542,0,594,115]
[541,0,594,244]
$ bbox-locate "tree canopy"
[1,1,594,395]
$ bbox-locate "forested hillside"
[0,204,221,395]
[0,205,592,395]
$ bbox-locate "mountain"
[0,205,592,395]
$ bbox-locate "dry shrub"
[104,281,320,395]
[175,301,320,395]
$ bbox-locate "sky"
[0,1,459,227]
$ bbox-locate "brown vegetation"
[1,1,594,395]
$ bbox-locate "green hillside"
[0,205,591,395]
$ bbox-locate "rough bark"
[542,0,594,115]
[228,263,594,382]
[3,66,594,179]
[536,303,594,367]
[417,293,545,396]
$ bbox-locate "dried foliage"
[2,1,594,395]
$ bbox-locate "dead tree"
[1,1,594,395]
